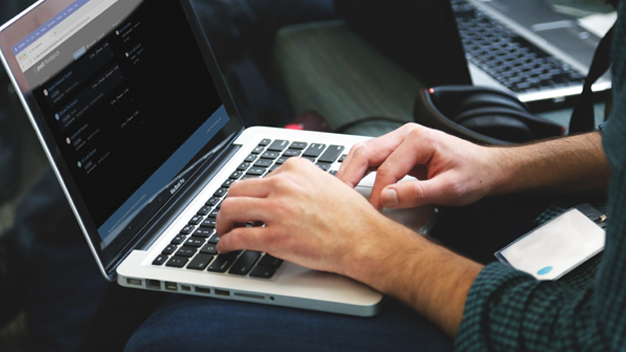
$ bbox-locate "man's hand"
[216,156,483,337]
[337,123,501,210]
[215,157,397,276]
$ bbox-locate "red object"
[284,124,304,130]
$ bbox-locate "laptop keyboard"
[151,138,347,279]
[451,0,586,93]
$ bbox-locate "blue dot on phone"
[537,266,553,276]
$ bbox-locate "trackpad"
[354,173,435,233]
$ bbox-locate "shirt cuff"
[454,262,534,351]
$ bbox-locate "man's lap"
[124,295,453,352]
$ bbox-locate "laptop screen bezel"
[0,0,245,280]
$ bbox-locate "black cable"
[333,116,407,134]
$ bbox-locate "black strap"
[568,23,614,133]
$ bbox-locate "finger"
[227,177,270,198]
[337,126,413,188]
[215,197,272,236]
[380,177,455,208]
[370,130,436,208]
[217,226,271,254]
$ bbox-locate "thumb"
[380,179,452,208]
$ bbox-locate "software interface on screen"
[8,0,229,246]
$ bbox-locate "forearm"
[490,132,610,196]
[344,216,483,337]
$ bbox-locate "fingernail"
[382,188,398,207]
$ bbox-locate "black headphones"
[413,85,566,145]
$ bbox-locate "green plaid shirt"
[455,3,626,351]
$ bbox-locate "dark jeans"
[124,297,453,352]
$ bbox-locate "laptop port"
[146,279,161,290]
[214,288,230,297]
[195,286,211,295]
[165,282,177,291]
[180,285,191,292]
[126,278,142,287]
[234,292,264,300]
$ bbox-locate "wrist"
[344,215,483,336]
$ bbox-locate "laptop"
[336,0,610,111]
[0,0,401,316]
[451,0,612,109]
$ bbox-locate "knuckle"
[446,179,466,198]
[406,125,425,140]
[220,197,235,213]
[283,157,309,169]
[226,229,244,248]
[376,162,395,178]
[268,198,289,218]
[351,142,369,158]
[402,122,419,131]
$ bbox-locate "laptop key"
[316,162,331,172]
[207,233,220,244]
[184,237,205,248]
[152,255,168,266]
[289,141,307,150]
[250,266,276,279]
[162,244,177,255]
[253,159,273,168]
[200,219,217,228]
[207,252,239,273]
[258,254,283,268]
[244,154,257,163]
[282,149,301,158]
[187,254,214,270]
[222,179,236,188]
[237,162,251,171]
[213,188,228,198]
[303,143,326,158]
[230,170,244,179]
[251,146,265,154]
[188,215,203,226]
[180,225,194,234]
[267,140,289,152]
[206,197,220,206]
[318,145,345,163]
[197,206,211,216]
[258,139,271,146]
[275,156,290,164]
[193,228,214,238]
[176,247,197,257]
[260,151,280,160]
[229,251,262,276]
[171,234,186,245]
[246,167,266,176]
[200,243,218,255]
[166,256,188,268]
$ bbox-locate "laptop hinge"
[105,142,242,275]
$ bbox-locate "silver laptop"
[452,0,612,108]
[0,0,389,316]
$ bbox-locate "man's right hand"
[336,123,503,210]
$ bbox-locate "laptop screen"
[0,0,242,268]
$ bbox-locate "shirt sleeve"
[454,261,615,351]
